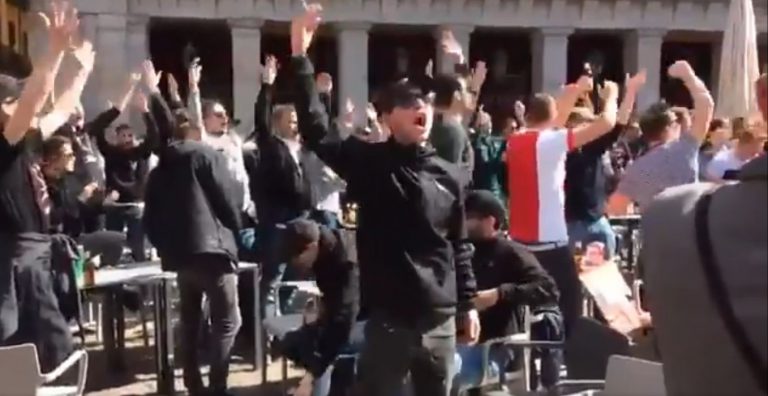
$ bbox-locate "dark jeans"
[355,314,457,396]
[105,205,146,261]
[177,261,242,393]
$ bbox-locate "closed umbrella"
[716,0,760,119]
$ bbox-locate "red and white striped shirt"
[506,128,574,243]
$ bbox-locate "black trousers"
[529,246,582,334]
[176,258,241,393]
[355,314,457,396]
[0,233,74,372]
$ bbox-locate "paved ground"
[81,320,302,396]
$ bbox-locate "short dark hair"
[708,118,729,132]
[377,81,426,115]
[639,102,674,142]
[431,74,463,108]
[465,190,507,230]
[115,124,131,133]
[279,218,321,261]
[41,135,71,160]
[201,99,223,118]
[526,93,555,125]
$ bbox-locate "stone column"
[126,15,150,134]
[229,18,263,135]
[336,23,370,131]
[710,36,723,102]
[624,29,666,112]
[435,24,473,75]
[94,14,128,114]
[531,27,572,95]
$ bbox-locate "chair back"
[603,355,666,396]
[0,344,42,395]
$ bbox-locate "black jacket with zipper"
[291,56,477,326]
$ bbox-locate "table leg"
[153,280,175,395]
[253,266,262,373]
[115,288,126,365]
[102,289,123,371]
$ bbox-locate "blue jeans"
[105,206,146,261]
[453,344,512,391]
[567,216,616,259]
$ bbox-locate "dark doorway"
[568,34,624,85]
[470,30,531,128]
[149,18,233,113]
[661,41,713,107]
[369,27,436,98]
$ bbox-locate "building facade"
[25,0,768,132]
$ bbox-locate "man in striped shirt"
[505,76,619,333]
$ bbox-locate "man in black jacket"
[275,218,359,396]
[143,118,243,395]
[290,6,479,396]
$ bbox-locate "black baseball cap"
[277,218,321,263]
[465,190,507,228]
[376,80,427,114]
[0,74,24,104]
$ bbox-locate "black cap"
[465,190,507,227]
[0,74,24,104]
[277,218,321,262]
[377,80,426,114]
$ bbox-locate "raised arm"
[141,60,175,149]
[290,4,368,180]
[668,60,714,144]
[38,39,95,139]
[570,80,619,149]
[585,70,647,153]
[128,92,159,159]
[253,55,276,144]
[553,75,593,128]
[3,3,76,145]
[166,73,184,111]
[187,58,206,134]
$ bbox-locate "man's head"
[272,104,298,139]
[465,190,506,240]
[734,129,765,161]
[0,74,24,125]
[280,218,321,273]
[431,74,471,113]
[525,93,557,129]
[115,124,136,148]
[639,102,679,144]
[202,99,229,135]
[41,135,75,180]
[707,118,732,149]
[378,80,433,145]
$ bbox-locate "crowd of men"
[0,1,766,396]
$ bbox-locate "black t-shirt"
[0,131,48,234]
[565,125,622,223]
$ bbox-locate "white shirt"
[706,149,748,181]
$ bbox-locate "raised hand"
[514,100,526,119]
[290,3,323,56]
[262,55,278,85]
[131,91,149,112]
[425,59,434,78]
[188,57,202,91]
[576,75,594,93]
[598,80,620,102]
[316,72,333,94]
[39,0,80,53]
[366,103,378,121]
[167,73,181,101]
[141,59,162,92]
[626,69,647,92]
[71,39,96,72]
[469,60,487,93]
[441,30,465,64]
[668,60,694,80]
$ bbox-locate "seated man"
[275,218,360,396]
[455,190,560,389]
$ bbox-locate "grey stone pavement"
[81,320,302,396]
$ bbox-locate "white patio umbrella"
[716,0,760,119]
